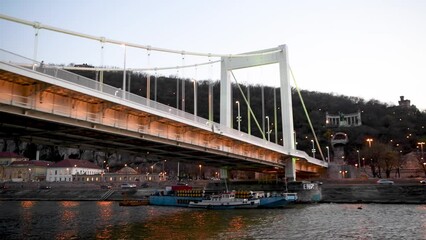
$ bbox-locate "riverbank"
[321,184,426,204]
[1,180,425,203]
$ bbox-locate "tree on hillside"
[415,141,426,177]
[361,142,399,178]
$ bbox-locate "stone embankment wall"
[321,184,426,204]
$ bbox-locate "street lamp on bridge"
[236,101,241,131]
[265,116,270,142]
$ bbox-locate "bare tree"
[362,142,398,178]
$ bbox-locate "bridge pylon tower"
[220,45,296,181]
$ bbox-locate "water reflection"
[20,201,36,236]
[95,201,114,239]
[228,216,245,232]
[0,202,424,240]
[21,200,36,208]
[60,201,80,208]
[56,201,80,240]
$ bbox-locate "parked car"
[100,184,112,189]
[39,185,51,189]
[377,179,394,185]
[120,183,136,189]
[420,179,426,184]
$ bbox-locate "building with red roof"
[0,152,27,165]
[4,160,51,182]
[0,152,29,182]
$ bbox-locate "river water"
[0,201,424,240]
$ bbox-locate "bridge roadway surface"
[0,51,326,176]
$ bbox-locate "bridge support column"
[220,62,232,127]
[277,45,295,153]
[285,157,296,181]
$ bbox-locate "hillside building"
[326,111,362,127]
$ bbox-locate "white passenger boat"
[188,192,260,209]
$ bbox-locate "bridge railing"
[0,49,36,68]
[0,48,287,155]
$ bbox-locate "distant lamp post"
[326,146,330,162]
[418,142,425,160]
[357,150,360,168]
[366,138,373,148]
[199,164,202,179]
[339,170,348,178]
[28,168,32,182]
[236,101,241,131]
[311,139,316,158]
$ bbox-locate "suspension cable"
[289,66,325,161]
[230,71,266,140]
[0,14,282,58]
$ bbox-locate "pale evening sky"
[1,0,425,110]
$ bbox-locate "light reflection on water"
[0,201,424,240]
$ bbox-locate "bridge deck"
[0,52,327,175]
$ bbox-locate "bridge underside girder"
[0,110,279,172]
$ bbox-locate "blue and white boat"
[188,192,260,209]
[257,192,298,208]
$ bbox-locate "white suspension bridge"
[0,14,328,180]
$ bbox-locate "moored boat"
[149,185,204,207]
[235,190,298,208]
[149,185,297,208]
[188,192,260,209]
[257,193,298,208]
